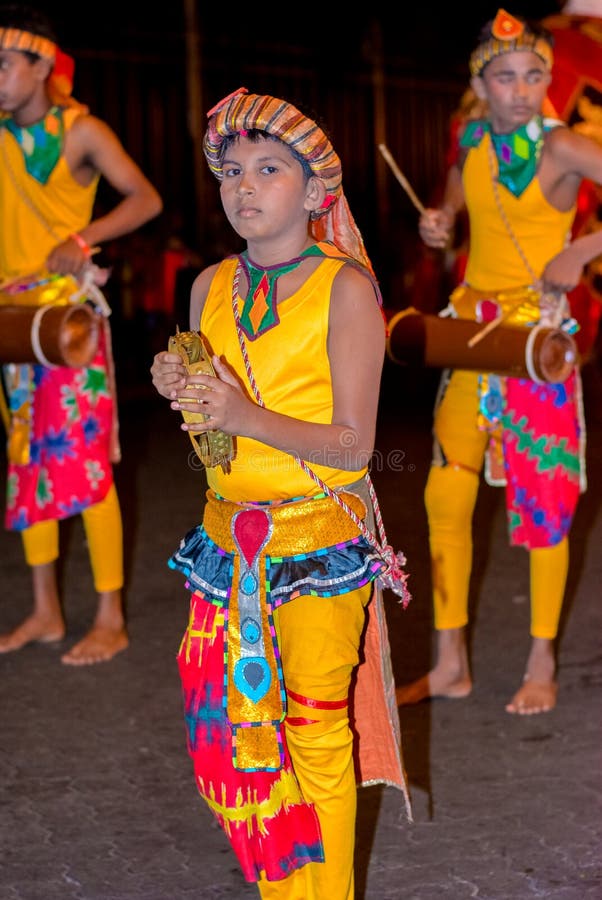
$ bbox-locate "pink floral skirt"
[4,329,115,531]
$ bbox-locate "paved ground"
[1,355,601,900]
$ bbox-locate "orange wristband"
[70,232,93,258]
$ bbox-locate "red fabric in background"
[544,13,602,359]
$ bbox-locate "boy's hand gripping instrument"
[167,329,234,472]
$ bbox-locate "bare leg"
[396,627,472,705]
[0,561,66,652]
[61,589,129,666]
[505,637,557,715]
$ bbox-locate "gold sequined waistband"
[203,489,367,556]
[450,283,541,326]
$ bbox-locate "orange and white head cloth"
[203,87,376,275]
[469,9,554,78]
[0,26,84,110]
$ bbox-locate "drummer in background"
[0,4,161,664]
[395,8,602,715]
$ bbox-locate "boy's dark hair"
[219,130,314,182]
[0,4,57,43]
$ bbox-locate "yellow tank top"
[463,132,575,291]
[0,107,99,281]
[201,255,369,502]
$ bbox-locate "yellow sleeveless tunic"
[0,107,98,281]
[201,255,369,502]
[463,131,575,294]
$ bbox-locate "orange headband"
[0,26,55,62]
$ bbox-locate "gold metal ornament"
[167,329,234,472]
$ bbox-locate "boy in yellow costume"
[396,9,602,715]
[0,4,162,664]
[151,87,411,898]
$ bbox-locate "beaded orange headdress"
[203,87,375,274]
[0,26,83,109]
[469,8,554,78]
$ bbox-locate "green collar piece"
[237,243,338,339]
[460,116,560,197]
[235,241,381,340]
[0,106,64,184]
[239,251,306,339]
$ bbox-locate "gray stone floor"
[1,359,601,899]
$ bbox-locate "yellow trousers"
[426,370,567,639]
[258,584,371,900]
[20,483,123,593]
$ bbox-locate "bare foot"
[506,636,557,715]
[505,676,558,715]
[61,626,129,666]
[396,627,472,705]
[396,670,472,705]
[0,615,65,653]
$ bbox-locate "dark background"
[45,2,564,76]
[37,0,566,241]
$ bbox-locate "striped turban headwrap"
[469,9,554,78]
[203,87,375,275]
[0,27,85,110]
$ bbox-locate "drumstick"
[378,143,427,216]
[467,314,506,348]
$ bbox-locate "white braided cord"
[30,304,57,368]
[524,325,545,384]
[486,138,539,285]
